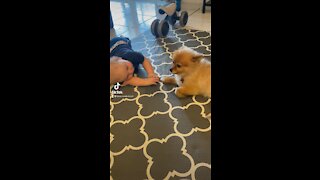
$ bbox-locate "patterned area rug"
[110,28,212,180]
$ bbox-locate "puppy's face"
[170,47,204,75]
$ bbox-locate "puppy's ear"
[192,54,204,62]
[178,46,187,50]
[171,51,176,61]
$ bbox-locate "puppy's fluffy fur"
[162,47,211,98]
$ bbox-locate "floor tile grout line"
[189,8,201,16]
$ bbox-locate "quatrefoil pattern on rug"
[110,28,212,180]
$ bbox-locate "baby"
[110,36,159,86]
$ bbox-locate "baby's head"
[110,56,134,85]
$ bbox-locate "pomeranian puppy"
[161,46,211,98]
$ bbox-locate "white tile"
[110,1,122,9]
[186,23,211,32]
[136,3,158,16]
[113,25,129,35]
[143,17,158,26]
[186,9,211,31]
[120,30,141,40]
[110,0,211,37]
[189,9,212,19]
[181,1,202,11]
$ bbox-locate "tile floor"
[110,0,211,40]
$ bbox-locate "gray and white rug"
[110,28,212,180]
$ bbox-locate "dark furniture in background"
[110,11,114,29]
[202,0,211,13]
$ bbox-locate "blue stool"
[150,0,188,38]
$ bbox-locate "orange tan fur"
[161,46,211,98]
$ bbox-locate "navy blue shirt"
[110,37,144,74]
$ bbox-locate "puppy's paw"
[175,88,186,98]
[160,76,166,82]
[161,77,177,84]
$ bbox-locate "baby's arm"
[142,58,158,78]
[122,76,159,86]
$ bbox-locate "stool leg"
[202,0,206,13]
[176,0,181,12]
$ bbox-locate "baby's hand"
[145,76,160,85]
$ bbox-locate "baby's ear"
[192,53,204,62]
